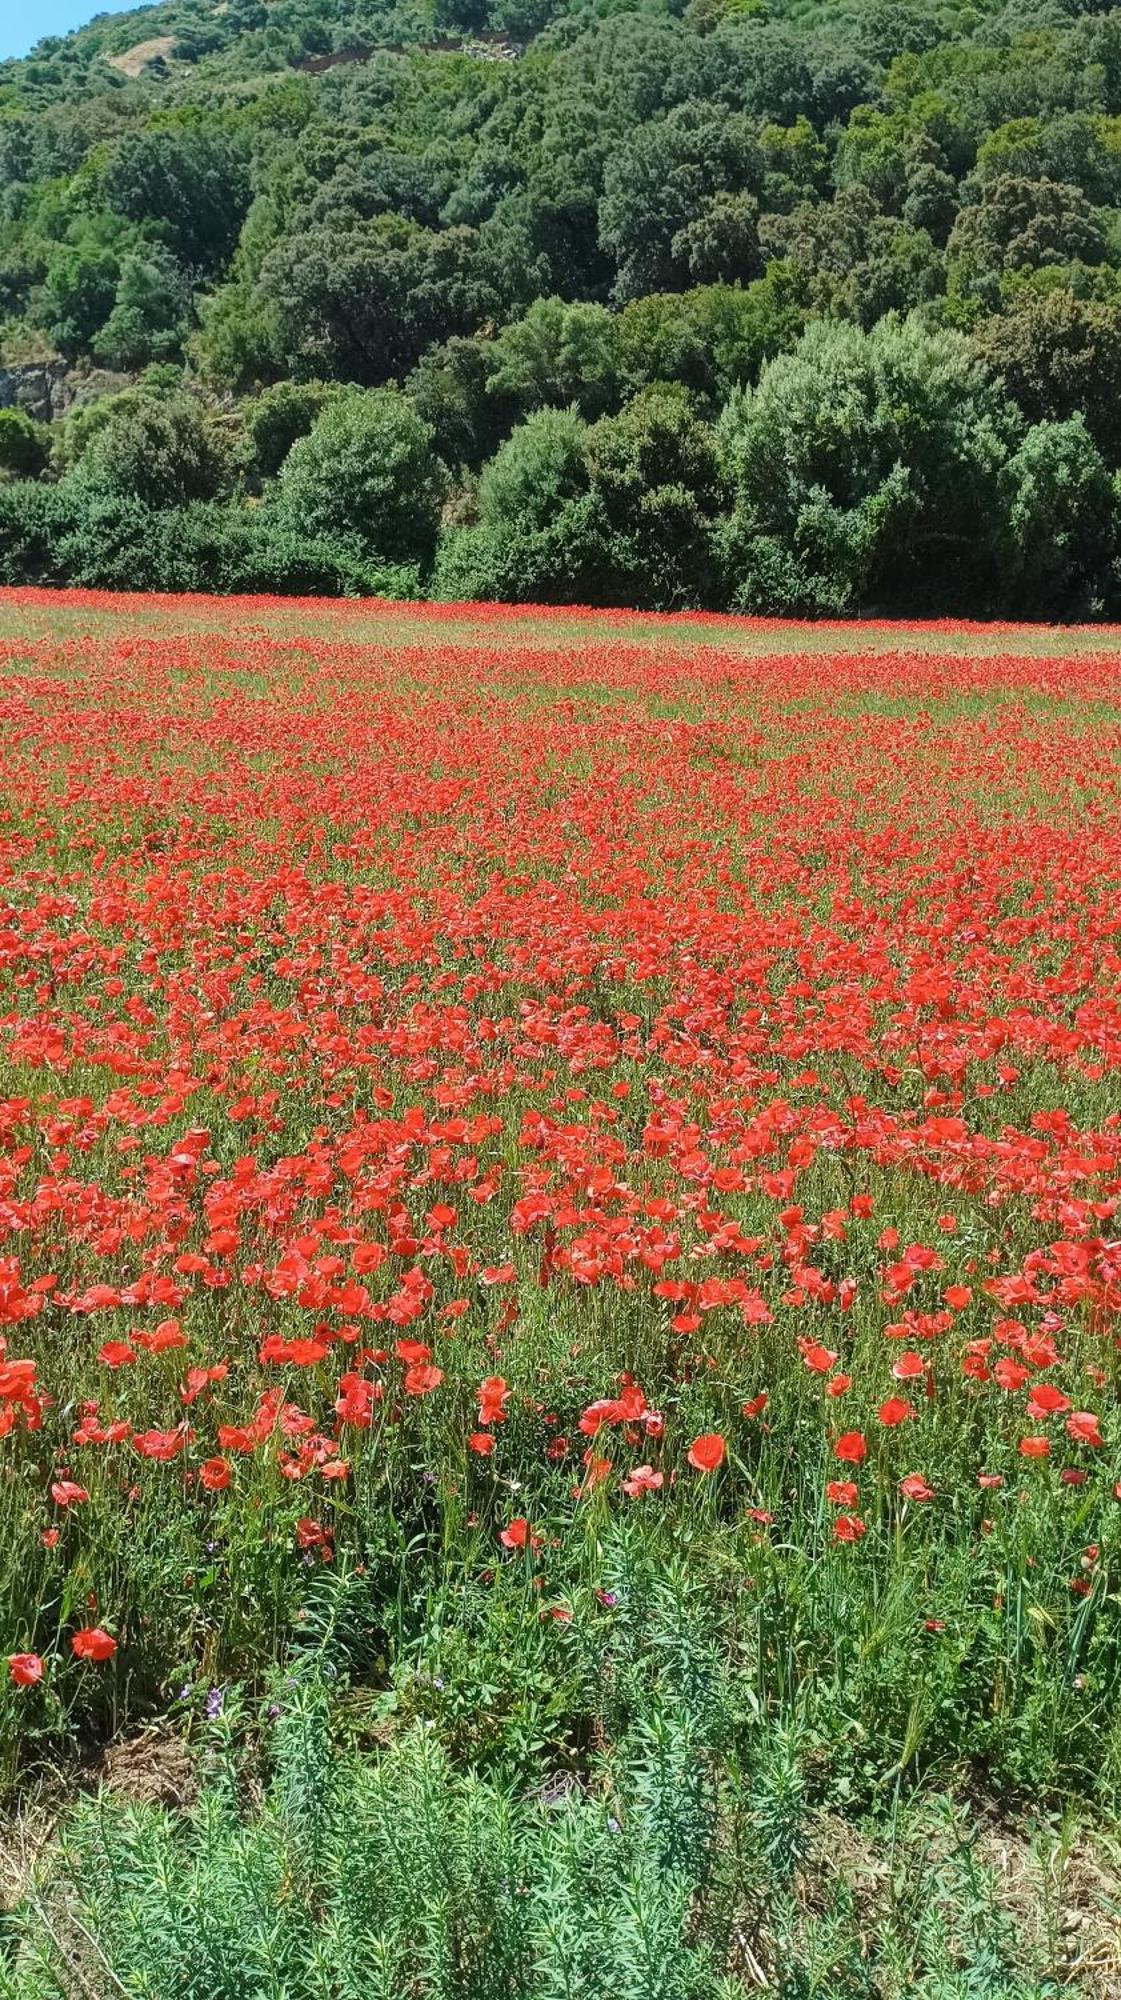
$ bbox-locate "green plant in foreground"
[0,1659,1076,2000]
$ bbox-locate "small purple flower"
[205,1686,225,1719]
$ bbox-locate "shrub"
[0,480,66,583]
[276,390,446,571]
[69,394,234,510]
[717,313,1023,612]
[244,380,342,480]
[0,408,50,481]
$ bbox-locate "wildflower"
[8,1653,44,1686]
[71,1627,117,1662]
[833,1513,866,1544]
[899,1473,934,1503]
[686,1433,725,1473]
[834,1432,867,1464]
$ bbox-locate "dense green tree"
[484,296,619,418]
[70,392,234,509]
[971,114,1121,207]
[91,244,192,369]
[276,389,446,570]
[0,408,50,478]
[972,288,1121,457]
[582,384,724,604]
[717,315,1023,612]
[1003,416,1117,611]
[102,126,251,272]
[762,187,946,327]
[599,102,763,300]
[258,217,512,385]
[244,379,342,478]
[476,404,588,533]
[31,237,119,357]
[406,335,505,473]
[615,267,810,403]
[948,176,1110,296]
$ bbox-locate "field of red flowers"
[0,588,1119,1838]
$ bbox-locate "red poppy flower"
[686,1433,725,1473]
[878,1397,915,1427]
[199,1457,231,1492]
[1067,1411,1103,1448]
[892,1352,925,1381]
[899,1473,934,1503]
[1027,1383,1070,1422]
[833,1513,866,1544]
[8,1653,44,1686]
[621,1464,664,1496]
[834,1431,867,1464]
[71,1627,117,1662]
[800,1342,838,1375]
[404,1364,443,1396]
[993,1358,1031,1392]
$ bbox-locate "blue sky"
[0,0,113,60]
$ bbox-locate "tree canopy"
[4,0,1121,614]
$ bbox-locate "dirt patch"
[0,1724,196,1917]
[797,1800,1121,1998]
[105,35,176,76]
[95,1727,197,1811]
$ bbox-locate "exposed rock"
[0,364,136,426]
[0,364,68,424]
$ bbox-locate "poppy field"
[1,590,1121,1993]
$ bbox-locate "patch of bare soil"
[105,35,176,76]
[95,1727,197,1811]
[796,1799,1121,1998]
[0,1724,196,1917]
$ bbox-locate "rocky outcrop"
[0,364,69,424]
[0,364,136,426]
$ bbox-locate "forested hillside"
[4,0,1121,611]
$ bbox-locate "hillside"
[3,0,1121,611]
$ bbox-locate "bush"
[0,408,50,481]
[48,489,177,590]
[276,390,446,571]
[1003,415,1116,613]
[717,313,1023,613]
[5,1671,742,2000]
[0,480,66,583]
[244,380,342,480]
[7,1667,1058,1999]
[69,394,234,511]
[582,385,725,606]
[476,405,589,533]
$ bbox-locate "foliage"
[0,409,50,480]
[5,1666,1068,1999]
[275,389,446,570]
[67,391,234,509]
[717,315,1023,612]
[8,0,1121,605]
[244,378,342,479]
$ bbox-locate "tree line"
[4,0,1121,611]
